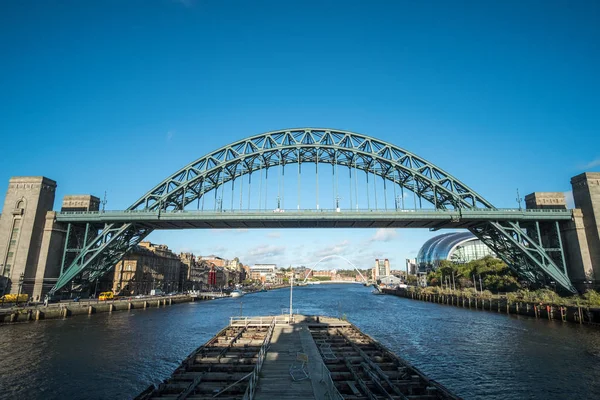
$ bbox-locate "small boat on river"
[230,289,244,298]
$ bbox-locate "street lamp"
[16,272,24,307]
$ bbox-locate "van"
[150,289,164,296]
[0,293,29,303]
[98,292,114,301]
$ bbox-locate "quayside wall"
[0,295,197,324]
[382,288,600,326]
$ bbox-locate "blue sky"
[1,1,599,271]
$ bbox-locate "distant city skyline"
[1,1,598,271]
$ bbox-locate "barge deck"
[135,315,460,400]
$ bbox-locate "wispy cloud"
[208,245,227,254]
[248,244,286,258]
[309,240,350,260]
[267,231,281,238]
[564,190,575,209]
[368,228,398,243]
[579,158,600,170]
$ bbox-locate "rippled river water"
[2,284,600,399]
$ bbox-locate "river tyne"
[2,284,600,399]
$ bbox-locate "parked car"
[99,292,114,301]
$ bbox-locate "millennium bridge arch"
[302,255,369,284]
[52,128,577,295]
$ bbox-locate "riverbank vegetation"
[426,256,521,292]
[422,256,600,307]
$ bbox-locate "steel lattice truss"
[50,128,577,295]
[128,129,493,211]
[470,221,572,292]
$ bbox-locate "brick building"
[103,241,182,295]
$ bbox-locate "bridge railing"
[319,361,344,400]
[230,315,291,327]
[57,207,572,215]
[242,317,276,400]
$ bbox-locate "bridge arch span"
[129,128,494,212]
[50,128,578,295]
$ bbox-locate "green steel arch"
[127,128,493,212]
[51,128,577,295]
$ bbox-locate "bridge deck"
[56,208,573,230]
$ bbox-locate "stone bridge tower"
[0,177,57,297]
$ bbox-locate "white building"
[250,264,278,282]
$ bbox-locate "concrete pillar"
[143,301,148,309]
[35,309,42,320]
[561,209,594,289]
[109,303,114,313]
[128,302,133,310]
[571,172,600,282]
[88,306,94,315]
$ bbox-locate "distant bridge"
[51,128,578,295]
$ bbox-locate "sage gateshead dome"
[416,232,495,272]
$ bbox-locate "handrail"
[57,207,572,215]
[242,318,276,400]
[320,361,344,400]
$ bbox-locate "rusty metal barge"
[135,315,460,400]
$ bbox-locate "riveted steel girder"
[470,221,576,293]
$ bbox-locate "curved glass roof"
[416,231,477,268]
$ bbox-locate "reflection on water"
[1,285,600,399]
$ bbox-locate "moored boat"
[135,314,461,399]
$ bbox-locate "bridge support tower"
[571,172,600,286]
[0,177,57,299]
[525,191,593,291]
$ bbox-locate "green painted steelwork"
[49,128,578,295]
[56,209,572,228]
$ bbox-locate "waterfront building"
[405,259,417,275]
[106,241,182,295]
[416,232,495,272]
[250,264,277,282]
[198,255,228,268]
[379,275,403,287]
[294,266,310,280]
[372,259,390,279]
[312,270,336,279]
